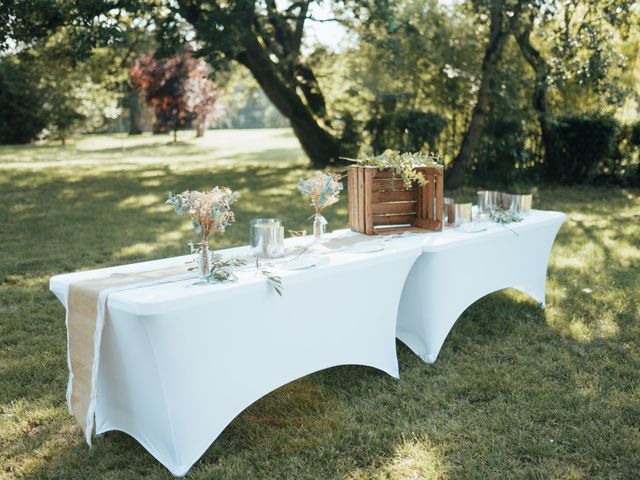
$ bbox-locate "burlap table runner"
[65,263,194,444]
[64,234,400,444]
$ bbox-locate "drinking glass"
[250,219,285,261]
[453,203,472,227]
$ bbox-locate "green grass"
[1,129,639,479]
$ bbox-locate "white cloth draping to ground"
[396,210,565,363]
[50,233,423,477]
[49,209,564,476]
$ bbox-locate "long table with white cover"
[49,209,564,476]
[50,234,424,476]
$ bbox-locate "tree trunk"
[177,1,340,168]
[237,35,340,168]
[514,17,559,181]
[447,4,511,188]
[126,85,144,135]
[195,121,206,137]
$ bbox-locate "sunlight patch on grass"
[111,230,189,261]
[567,318,593,342]
[346,437,449,480]
[547,299,621,342]
[113,242,164,258]
[139,178,164,188]
[613,243,640,264]
[260,187,296,197]
[117,193,164,209]
[138,169,169,178]
[0,128,304,171]
[0,398,74,479]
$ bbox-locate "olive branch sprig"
[189,251,284,295]
[488,206,523,237]
[488,206,523,224]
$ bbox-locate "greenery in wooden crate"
[346,150,442,189]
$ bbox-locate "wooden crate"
[348,165,444,235]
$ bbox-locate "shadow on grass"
[2,163,640,478]
[18,286,640,479]
[74,141,210,157]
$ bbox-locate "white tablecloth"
[50,235,423,477]
[396,210,565,363]
[49,210,564,475]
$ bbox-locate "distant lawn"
[1,129,639,479]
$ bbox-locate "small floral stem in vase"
[166,186,240,282]
[200,239,210,277]
[297,172,343,244]
[313,212,327,242]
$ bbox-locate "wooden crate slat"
[427,173,435,219]
[357,167,365,233]
[363,168,375,235]
[436,172,444,223]
[372,190,415,202]
[348,166,356,231]
[372,214,415,226]
[371,201,416,215]
[414,218,441,230]
[371,169,394,179]
[372,178,408,192]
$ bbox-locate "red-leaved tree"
[129,47,219,141]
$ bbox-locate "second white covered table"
[396,210,565,363]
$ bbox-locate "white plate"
[458,223,488,233]
[279,255,320,270]
[350,242,385,253]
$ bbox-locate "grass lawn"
[1,129,639,479]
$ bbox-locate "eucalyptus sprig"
[489,206,523,224]
[200,253,247,283]
[260,268,284,296]
[345,150,442,189]
[194,253,284,295]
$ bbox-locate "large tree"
[1,0,343,167]
[512,0,637,180]
[175,0,341,167]
[130,47,219,141]
[0,56,46,144]
[446,0,527,188]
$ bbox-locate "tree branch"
[291,0,310,61]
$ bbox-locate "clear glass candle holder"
[189,241,214,280]
[250,218,285,259]
[453,203,473,227]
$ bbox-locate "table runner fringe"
[64,292,74,417]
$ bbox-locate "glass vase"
[313,213,327,243]
[189,240,213,280]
